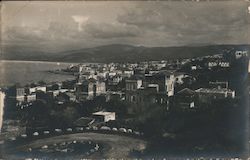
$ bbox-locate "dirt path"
[8,132,147,159]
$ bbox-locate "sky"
[1,1,250,53]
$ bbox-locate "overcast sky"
[1,1,250,52]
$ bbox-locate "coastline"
[46,70,76,76]
[0,59,103,65]
[0,60,77,65]
[0,60,76,87]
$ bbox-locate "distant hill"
[2,44,250,63]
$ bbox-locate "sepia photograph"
[0,0,250,159]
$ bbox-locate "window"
[131,95,136,102]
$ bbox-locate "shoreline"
[0,60,77,65]
[0,59,104,65]
[46,70,76,76]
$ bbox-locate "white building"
[29,86,46,94]
[95,81,106,96]
[16,87,25,97]
[248,60,250,73]
[123,70,134,77]
[191,66,197,70]
[0,90,5,132]
[92,111,116,122]
[16,96,25,102]
[235,51,248,59]
[26,94,36,102]
[174,72,187,85]
[108,72,117,77]
[165,74,175,97]
[125,79,143,91]
[208,61,230,68]
[47,89,68,97]
[195,88,235,103]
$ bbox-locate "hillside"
[2,44,250,63]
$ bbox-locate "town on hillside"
[0,49,249,158]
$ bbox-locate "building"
[235,50,248,59]
[74,117,95,127]
[55,92,76,103]
[135,86,169,106]
[0,90,6,132]
[207,61,230,69]
[125,79,143,91]
[75,83,85,101]
[124,72,174,113]
[16,87,25,103]
[75,78,106,101]
[195,88,235,103]
[92,111,116,122]
[108,72,117,77]
[248,60,250,73]
[174,72,187,85]
[106,91,124,101]
[29,86,46,94]
[174,88,195,110]
[209,81,228,89]
[87,79,106,99]
[108,75,123,85]
[126,78,170,113]
[16,95,25,102]
[145,71,175,96]
[95,81,106,96]
[47,90,60,98]
[130,86,159,104]
[47,89,68,98]
[191,65,197,70]
[46,83,62,91]
[25,94,36,102]
[65,92,77,102]
[16,87,25,97]
[125,78,143,102]
[123,70,134,77]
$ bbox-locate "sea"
[0,60,77,87]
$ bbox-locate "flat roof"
[195,88,233,93]
[92,111,115,116]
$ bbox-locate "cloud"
[2,1,250,53]
[71,15,89,31]
[118,2,248,30]
[3,26,47,44]
[84,22,142,39]
[117,1,250,45]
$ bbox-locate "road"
[5,132,147,159]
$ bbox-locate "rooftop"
[74,117,95,127]
[158,70,174,76]
[177,88,195,95]
[195,88,234,93]
[92,111,115,116]
[173,72,186,76]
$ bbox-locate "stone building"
[92,111,116,122]
[125,78,143,103]
[195,88,235,103]
[174,88,195,110]
[75,78,106,101]
[144,71,175,96]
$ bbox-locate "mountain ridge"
[2,44,249,63]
